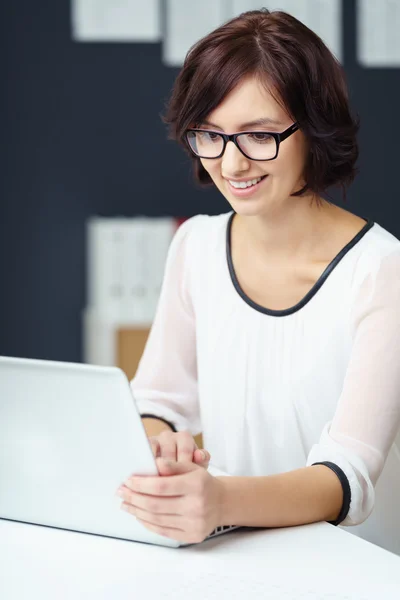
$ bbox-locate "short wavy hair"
[163,8,359,201]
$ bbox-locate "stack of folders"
[83,216,186,366]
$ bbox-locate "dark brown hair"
[163,8,359,201]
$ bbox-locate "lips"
[226,174,269,198]
[226,175,268,187]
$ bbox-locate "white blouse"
[130,210,400,555]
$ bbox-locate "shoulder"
[176,211,233,233]
[166,211,232,278]
[364,221,400,254]
[167,212,233,301]
[351,221,400,284]
[174,211,233,251]
[349,222,400,313]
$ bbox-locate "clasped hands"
[116,457,226,544]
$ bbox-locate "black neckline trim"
[226,211,375,317]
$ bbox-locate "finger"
[121,506,206,544]
[117,485,183,515]
[124,460,196,496]
[122,504,184,528]
[194,449,210,464]
[176,431,198,463]
[148,437,160,459]
[157,431,178,461]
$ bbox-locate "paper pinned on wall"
[231,1,342,62]
[71,0,161,42]
[357,0,400,67]
[163,0,342,67]
[163,0,229,67]
[71,0,343,66]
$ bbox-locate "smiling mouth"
[228,175,268,189]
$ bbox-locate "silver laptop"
[0,355,239,548]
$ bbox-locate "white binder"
[84,215,178,366]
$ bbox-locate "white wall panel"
[163,0,228,67]
[71,0,161,42]
[357,0,400,67]
[232,1,342,62]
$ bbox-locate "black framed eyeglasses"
[185,122,299,161]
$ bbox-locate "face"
[198,76,309,216]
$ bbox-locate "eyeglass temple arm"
[278,122,299,142]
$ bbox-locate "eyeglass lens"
[186,131,277,160]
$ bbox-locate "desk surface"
[1,519,399,599]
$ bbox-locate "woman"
[116,9,400,554]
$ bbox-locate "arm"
[131,216,202,436]
[217,464,343,528]
[220,249,400,529]
[141,416,176,437]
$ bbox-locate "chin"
[227,197,269,217]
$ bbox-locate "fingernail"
[200,450,207,460]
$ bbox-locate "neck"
[233,193,339,262]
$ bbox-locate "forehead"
[205,76,288,129]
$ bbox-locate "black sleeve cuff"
[311,461,352,526]
[140,414,178,433]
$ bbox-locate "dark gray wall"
[1,1,399,362]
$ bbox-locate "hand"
[148,429,211,469]
[116,458,225,544]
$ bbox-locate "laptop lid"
[0,356,239,548]
[0,355,188,547]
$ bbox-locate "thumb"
[156,457,199,475]
[194,448,211,464]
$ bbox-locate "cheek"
[275,141,308,178]
[200,159,221,182]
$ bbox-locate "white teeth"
[229,176,263,189]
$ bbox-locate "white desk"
[1,519,399,599]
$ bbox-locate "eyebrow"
[199,117,285,130]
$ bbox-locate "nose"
[221,140,250,176]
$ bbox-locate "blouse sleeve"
[130,216,202,436]
[306,248,400,526]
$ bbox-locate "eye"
[197,131,220,142]
[247,132,274,143]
